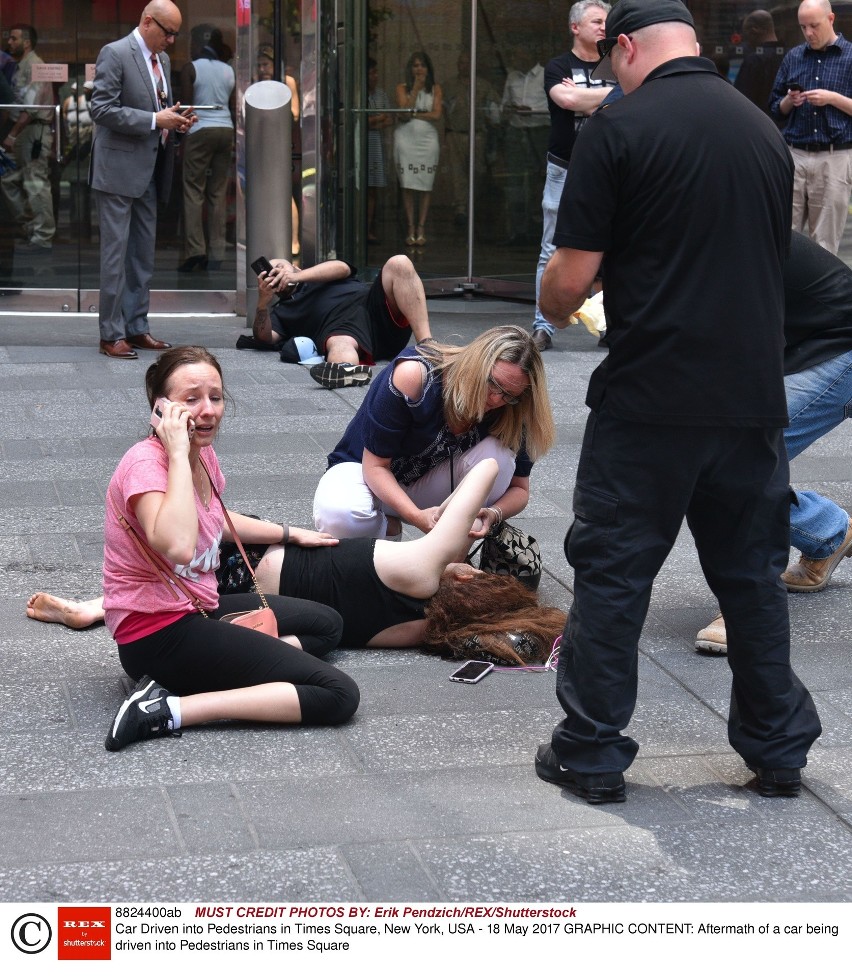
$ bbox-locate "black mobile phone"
[251,256,274,277]
[786,82,803,93]
[449,660,494,684]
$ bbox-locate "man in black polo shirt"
[534,0,821,804]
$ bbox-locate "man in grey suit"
[90,0,195,359]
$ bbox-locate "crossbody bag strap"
[198,455,271,610]
[109,497,210,616]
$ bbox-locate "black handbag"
[470,520,542,589]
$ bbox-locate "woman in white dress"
[394,51,442,246]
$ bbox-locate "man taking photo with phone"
[249,254,432,389]
[770,0,852,255]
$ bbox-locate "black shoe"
[746,764,801,798]
[105,675,179,752]
[178,254,208,273]
[534,744,626,804]
[309,361,372,390]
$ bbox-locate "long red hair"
[423,573,566,665]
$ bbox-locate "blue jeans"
[786,348,852,558]
[532,160,567,335]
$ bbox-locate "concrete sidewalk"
[0,302,850,903]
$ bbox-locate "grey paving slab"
[238,767,635,851]
[0,307,850,905]
[340,842,444,902]
[0,848,362,903]
[412,800,852,903]
[0,786,185,869]
[0,721,360,794]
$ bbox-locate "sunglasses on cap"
[596,36,620,58]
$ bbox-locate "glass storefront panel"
[4,0,852,313]
[352,1,582,290]
[346,1,852,291]
[0,0,239,312]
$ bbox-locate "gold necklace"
[193,465,209,510]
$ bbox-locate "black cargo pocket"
[565,483,619,575]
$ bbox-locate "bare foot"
[26,593,104,630]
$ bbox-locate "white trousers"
[313,436,517,538]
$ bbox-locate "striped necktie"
[151,55,168,142]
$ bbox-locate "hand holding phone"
[150,398,195,440]
[253,257,298,297]
[251,256,274,277]
[449,660,494,684]
[786,82,803,93]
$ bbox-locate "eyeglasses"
[487,373,525,406]
[150,15,180,40]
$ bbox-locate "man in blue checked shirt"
[770,0,852,255]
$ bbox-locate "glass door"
[339,0,563,298]
[0,0,238,313]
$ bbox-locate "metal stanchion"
[244,80,292,326]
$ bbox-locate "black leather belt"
[547,151,570,168]
[788,141,852,152]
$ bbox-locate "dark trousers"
[118,594,358,726]
[551,408,822,773]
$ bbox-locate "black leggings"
[117,594,358,725]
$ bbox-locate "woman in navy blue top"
[313,325,555,539]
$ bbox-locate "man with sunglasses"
[90,1,195,359]
[535,0,821,804]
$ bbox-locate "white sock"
[166,696,182,730]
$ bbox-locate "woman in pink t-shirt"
[101,346,359,751]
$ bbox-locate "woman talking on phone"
[99,346,358,752]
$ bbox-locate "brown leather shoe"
[695,613,727,655]
[782,518,852,592]
[99,339,138,359]
[127,333,172,351]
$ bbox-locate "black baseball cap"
[592,0,696,81]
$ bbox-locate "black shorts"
[316,273,411,364]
